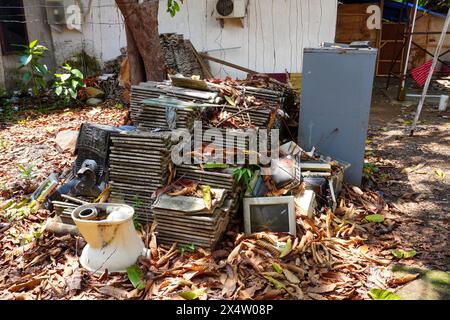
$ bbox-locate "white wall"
[158,0,338,79]
[1,0,56,89]
[50,0,127,67]
[2,0,337,85]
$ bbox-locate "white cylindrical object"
[72,204,145,274]
[439,95,449,112]
[78,207,98,220]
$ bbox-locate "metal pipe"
[61,194,90,205]
[406,94,447,99]
[398,0,419,101]
[410,9,450,135]
[406,32,450,35]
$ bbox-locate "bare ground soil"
[367,80,449,272]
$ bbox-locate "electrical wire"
[1,0,333,78]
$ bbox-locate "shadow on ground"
[367,78,449,272]
[393,264,450,300]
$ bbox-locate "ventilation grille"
[216,0,234,17]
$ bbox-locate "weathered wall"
[410,13,450,71]
[49,0,127,67]
[158,0,338,79]
[25,0,57,70]
[335,4,450,74]
[1,0,338,88]
[50,0,338,79]
[1,0,56,90]
[335,3,379,45]
[1,55,21,90]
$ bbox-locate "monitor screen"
[249,203,290,233]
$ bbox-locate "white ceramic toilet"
[72,203,146,274]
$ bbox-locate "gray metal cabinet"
[298,47,377,186]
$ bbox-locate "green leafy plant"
[365,214,385,223]
[0,138,8,149]
[363,162,379,181]
[167,0,183,17]
[16,40,49,95]
[272,263,283,274]
[132,195,143,210]
[127,264,146,290]
[2,198,36,222]
[0,96,16,123]
[32,224,46,240]
[0,183,8,192]
[179,288,205,300]
[131,195,144,230]
[264,275,286,290]
[0,87,6,97]
[17,164,35,180]
[115,103,125,110]
[179,242,196,256]
[393,0,449,13]
[391,249,417,259]
[0,97,12,110]
[368,288,401,300]
[378,172,390,183]
[53,63,85,104]
[233,165,260,194]
[0,87,11,109]
[279,238,292,259]
[64,51,101,77]
[203,163,229,170]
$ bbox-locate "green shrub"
[64,51,101,77]
[16,40,49,95]
[53,64,85,105]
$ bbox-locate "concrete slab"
[393,264,450,300]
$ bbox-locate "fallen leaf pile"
[0,102,430,300]
[131,185,405,301]
[0,183,418,300]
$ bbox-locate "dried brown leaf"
[99,286,130,299]
[283,269,300,284]
[307,283,337,294]
[222,264,238,298]
[388,273,420,286]
[227,243,242,263]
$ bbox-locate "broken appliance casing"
[294,190,317,218]
[298,46,377,186]
[72,204,145,274]
[243,196,296,236]
[74,123,122,183]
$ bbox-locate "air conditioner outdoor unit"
[45,0,76,25]
[214,0,246,19]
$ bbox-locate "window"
[0,0,29,55]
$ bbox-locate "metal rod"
[398,0,419,100]
[439,48,450,58]
[406,32,450,35]
[199,53,258,75]
[61,194,90,205]
[411,41,450,66]
[410,8,450,136]
[386,0,406,89]
[386,42,407,90]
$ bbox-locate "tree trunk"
[125,25,145,85]
[116,0,166,83]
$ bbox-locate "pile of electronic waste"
[43,74,348,250]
